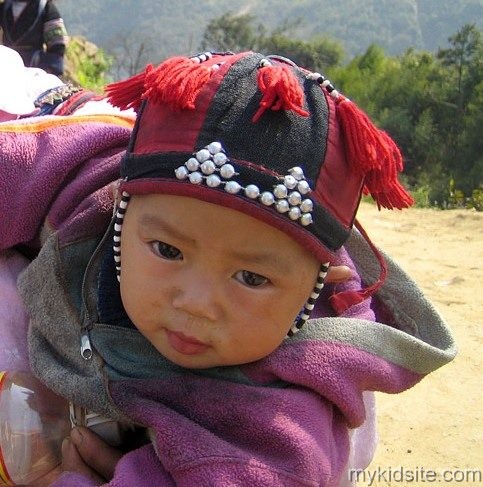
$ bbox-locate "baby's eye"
[234,270,269,287]
[151,241,183,260]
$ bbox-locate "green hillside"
[60,0,482,63]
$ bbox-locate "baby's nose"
[171,272,221,322]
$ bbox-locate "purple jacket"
[0,115,456,486]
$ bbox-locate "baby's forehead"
[127,193,320,266]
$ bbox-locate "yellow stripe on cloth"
[0,114,135,133]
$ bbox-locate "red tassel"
[337,98,413,209]
[106,56,214,113]
[105,69,147,112]
[252,64,309,122]
[142,56,212,110]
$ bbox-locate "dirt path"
[354,202,482,485]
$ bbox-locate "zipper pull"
[80,331,93,360]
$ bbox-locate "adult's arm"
[0,116,132,251]
[42,0,68,56]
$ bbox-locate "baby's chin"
[163,351,226,370]
[155,342,256,370]
[150,340,222,370]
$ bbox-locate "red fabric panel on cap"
[313,93,363,228]
[133,101,201,153]
[133,53,248,155]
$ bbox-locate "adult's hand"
[60,426,123,485]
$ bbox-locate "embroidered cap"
[106,51,413,315]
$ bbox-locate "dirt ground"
[354,202,482,486]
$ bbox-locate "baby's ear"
[325,265,352,284]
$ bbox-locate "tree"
[105,31,156,79]
[437,23,481,100]
[435,24,482,196]
[260,34,343,71]
[329,26,483,207]
[199,12,343,71]
[199,12,261,53]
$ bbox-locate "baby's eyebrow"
[227,249,294,275]
[138,213,294,275]
[138,213,196,244]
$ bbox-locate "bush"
[64,36,112,92]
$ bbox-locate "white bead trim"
[113,191,131,282]
[289,262,329,335]
[306,71,343,100]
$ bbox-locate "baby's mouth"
[165,329,210,355]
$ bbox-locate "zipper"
[79,217,116,360]
[80,331,93,360]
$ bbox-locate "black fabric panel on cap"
[196,53,328,185]
[119,152,349,251]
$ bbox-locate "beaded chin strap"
[288,262,329,336]
[113,191,130,282]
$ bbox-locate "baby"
[0,51,456,486]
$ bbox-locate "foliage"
[200,12,261,53]
[60,0,483,66]
[328,24,482,210]
[62,16,482,211]
[200,17,482,210]
[64,36,112,92]
[105,30,155,78]
[260,34,344,71]
[199,12,344,71]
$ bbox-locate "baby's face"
[119,194,319,369]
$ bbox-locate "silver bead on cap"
[284,175,297,189]
[300,213,313,226]
[300,199,313,213]
[289,207,302,220]
[273,184,288,199]
[213,152,227,166]
[260,191,275,206]
[245,185,260,199]
[195,148,211,162]
[290,167,305,180]
[297,180,311,195]
[188,171,203,184]
[175,166,189,179]
[220,164,236,178]
[206,174,222,187]
[186,157,199,171]
[276,200,290,213]
[288,191,302,206]
[208,141,222,154]
[225,181,242,194]
[174,143,315,229]
[201,160,216,174]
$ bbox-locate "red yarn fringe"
[104,69,147,112]
[252,64,309,122]
[142,57,212,110]
[337,98,413,209]
[105,56,213,113]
